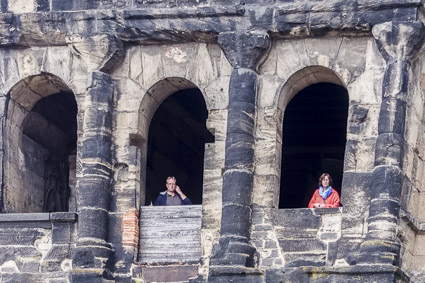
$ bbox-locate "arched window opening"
[279,83,348,208]
[145,88,214,206]
[7,90,78,213]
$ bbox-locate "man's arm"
[154,194,165,206]
[176,186,192,205]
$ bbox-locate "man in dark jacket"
[154,176,192,206]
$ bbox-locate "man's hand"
[175,186,187,200]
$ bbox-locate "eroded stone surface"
[0,1,424,283]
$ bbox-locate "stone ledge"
[0,212,77,223]
[265,264,409,282]
[301,264,408,278]
[208,266,263,276]
[400,209,425,234]
[0,2,420,48]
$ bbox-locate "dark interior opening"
[22,91,78,212]
[145,88,214,205]
[279,83,348,209]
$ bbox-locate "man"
[154,176,192,206]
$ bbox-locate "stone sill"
[300,264,408,279]
[278,207,342,215]
[0,212,77,223]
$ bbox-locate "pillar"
[70,71,114,282]
[208,30,269,281]
[356,21,425,265]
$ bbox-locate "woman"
[308,173,340,208]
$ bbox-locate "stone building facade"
[0,0,425,282]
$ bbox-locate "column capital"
[372,21,425,63]
[67,34,124,74]
[218,30,270,70]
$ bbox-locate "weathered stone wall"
[0,213,76,282]
[0,0,424,282]
[111,42,230,278]
[248,36,383,270]
[399,40,425,281]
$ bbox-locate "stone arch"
[277,66,349,208]
[135,77,214,206]
[3,73,78,213]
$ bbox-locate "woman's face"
[321,176,330,187]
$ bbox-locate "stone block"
[264,239,277,249]
[370,165,402,198]
[374,133,403,166]
[344,138,377,172]
[318,214,342,242]
[279,239,326,253]
[220,204,252,237]
[340,172,372,210]
[51,222,73,244]
[413,234,425,256]
[275,209,321,238]
[0,228,46,245]
[378,98,406,135]
[51,0,73,11]
[257,75,284,108]
[284,252,326,267]
[77,209,108,239]
[204,76,230,110]
[7,0,36,13]
[222,170,253,204]
[142,265,198,282]
[188,44,216,87]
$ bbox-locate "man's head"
[166,176,177,193]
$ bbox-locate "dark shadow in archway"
[145,89,214,205]
[22,91,77,212]
[279,83,348,208]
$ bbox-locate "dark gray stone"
[0,213,50,222]
[279,239,326,253]
[218,31,270,70]
[348,105,369,135]
[275,209,321,233]
[222,171,253,204]
[51,222,73,243]
[284,252,327,267]
[220,204,252,238]
[70,271,104,283]
[77,209,109,240]
[51,0,74,11]
[50,212,77,222]
[370,165,402,198]
[36,0,49,11]
[374,133,403,166]
[0,229,45,245]
[381,62,410,100]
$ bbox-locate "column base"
[210,235,257,267]
[354,239,400,265]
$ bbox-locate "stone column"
[357,21,425,265]
[70,71,114,283]
[208,30,269,280]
